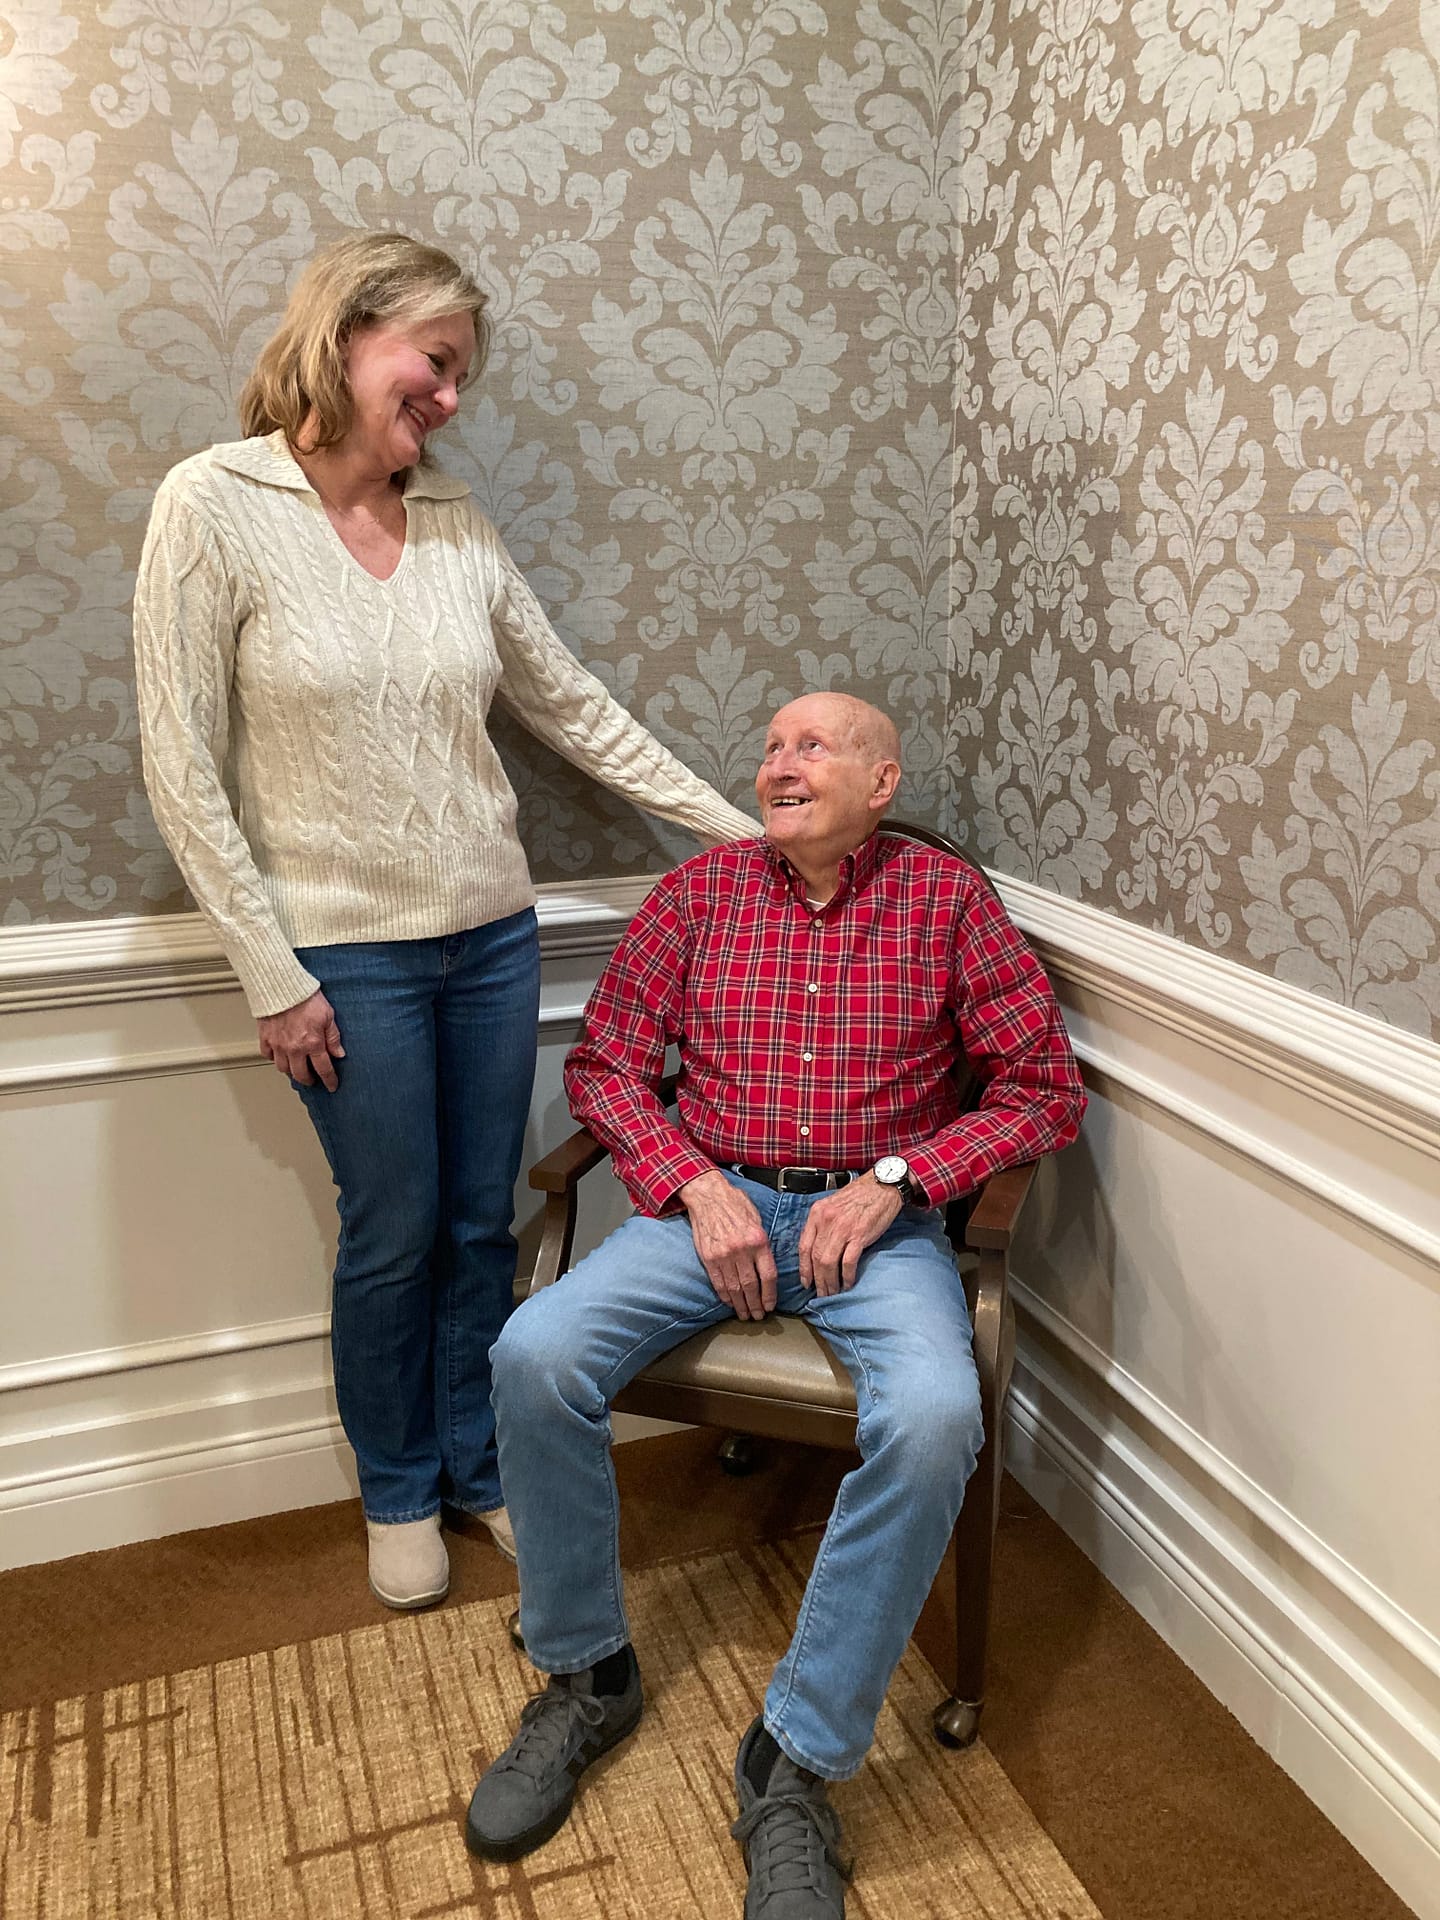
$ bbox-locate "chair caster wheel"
[933,1697,981,1748]
[506,1608,525,1653]
[718,1434,761,1476]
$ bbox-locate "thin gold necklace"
[299,455,401,528]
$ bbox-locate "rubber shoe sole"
[367,1571,449,1610]
[366,1516,449,1610]
[463,1691,644,1862]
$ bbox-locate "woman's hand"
[257,990,345,1091]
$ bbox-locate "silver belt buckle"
[778,1165,825,1192]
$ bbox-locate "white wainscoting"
[0,880,651,1574]
[4,873,1437,1912]
[993,873,1440,1920]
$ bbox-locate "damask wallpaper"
[959,0,1440,1039]
[3,0,1439,1039]
[1,0,958,910]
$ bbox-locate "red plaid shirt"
[565,832,1085,1217]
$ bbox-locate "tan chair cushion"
[639,1314,856,1412]
[631,1249,980,1413]
[634,1246,981,1411]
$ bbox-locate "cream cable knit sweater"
[133,432,756,1018]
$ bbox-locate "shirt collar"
[210,430,471,500]
[762,827,893,910]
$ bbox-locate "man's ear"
[870,758,901,809]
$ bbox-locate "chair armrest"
[528,1127,611,1193]
[527,1073,682,1195]
[964,1162,1037,1251]
[524,1077,683,1293]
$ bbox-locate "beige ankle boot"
[476,1504,517,1563]
[441,1502,518,1563]
[366,1514,449,1609]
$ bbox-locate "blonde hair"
[238,232,491,449]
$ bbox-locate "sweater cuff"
[229,937,322,1020]
[696,803,761,846]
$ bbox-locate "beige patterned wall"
[4,0,1439,1040]
[959,0,1440,1039]
[1,0,959,913]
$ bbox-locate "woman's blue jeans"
[491,1172,983,1779]
[293,909,540,1523]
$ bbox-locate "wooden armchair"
[520,822,1035,1749]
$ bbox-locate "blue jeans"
[491,1172,983,1779]
[294,910,541,1523]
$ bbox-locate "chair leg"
[932,1423,1002,1749]
[933,1697,981,1748]
[717,1432,763,1476]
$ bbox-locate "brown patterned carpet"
[1,1539,1099,1920]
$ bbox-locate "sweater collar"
[210,430,471,500]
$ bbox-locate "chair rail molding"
[12,866,1438,1137]
[991,870,1440,1160]
[0,875,656,1016]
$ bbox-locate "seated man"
[465,693,1085,1917]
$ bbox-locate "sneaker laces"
[494,1679,605,1787]
[731,1784,852,1894]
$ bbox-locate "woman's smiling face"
[341,309,476,470]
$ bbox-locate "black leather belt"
[734,1164,860,1193]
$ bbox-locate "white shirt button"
[799,1125,810,1137]
[806,981,819,993]
[802,1051,814,1062]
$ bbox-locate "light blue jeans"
[294,909,541,1523]
[491,1171,983,1779]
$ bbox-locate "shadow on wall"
[99,1013,337,1355]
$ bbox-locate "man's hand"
[799,1175,903,1296]
[258,989,345,1091]
[678,1169,778,1320]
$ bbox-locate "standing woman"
[133,233,754,1611]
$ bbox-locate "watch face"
[874,1155,909,1186]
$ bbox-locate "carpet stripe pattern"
[0,1540,1099,1918]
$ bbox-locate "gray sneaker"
[732,1718,851,1918]
[465,1650,643,1861]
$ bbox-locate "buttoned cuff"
[622,1140,719,1218]
[903,1145,974,1212]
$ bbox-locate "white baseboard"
[1007,1352,1440,1920]
[0,1400,679,1571]
[0,1413,359,1570]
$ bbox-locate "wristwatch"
[872,1155,921,1204]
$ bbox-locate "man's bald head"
[755,693,904,893]
[767,693,901,768]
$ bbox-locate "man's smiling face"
[755,694,899,869]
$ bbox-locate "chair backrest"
[883,818,1002,907]
[882,817,965,859]
[872,818,984,1255]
